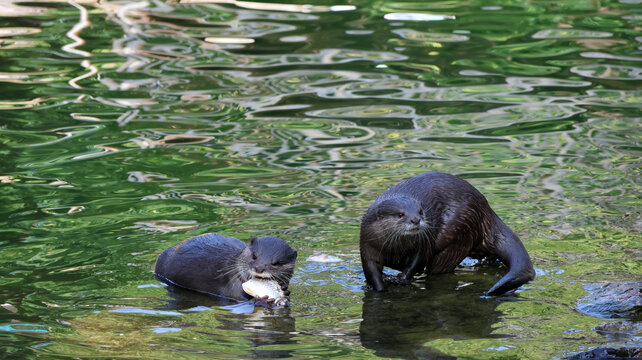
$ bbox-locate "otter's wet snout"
[403,209,425,235]
[250,264,271,278]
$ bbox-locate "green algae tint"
[0,0,640,358]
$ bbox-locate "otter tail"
[486,222,535,296]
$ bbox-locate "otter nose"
[253,265,266,274]
[410,217,420,225]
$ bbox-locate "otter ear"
[249,236,258,244]
[292,250,298,260]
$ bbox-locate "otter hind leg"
[486,225,535,296]
[427,232,474,275]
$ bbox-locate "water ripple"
[392,28,469,43]
[570,64,642,80]
[532,29,612,39]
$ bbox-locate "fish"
[241,278,289,307]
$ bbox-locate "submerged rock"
[576,282,641,321]
[594,321,642,342]
[569,283,642,359]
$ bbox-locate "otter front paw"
[252,295,289,308]
[397,273,412,284]
[252,295,277,308]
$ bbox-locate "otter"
[360,172,535,296]
[155,233,297,301]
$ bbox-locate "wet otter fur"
[360,172,535,296]
[155,233,297,301]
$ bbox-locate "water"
[1,0,640,358]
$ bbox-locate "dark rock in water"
[570,283,642,360]
[576,282,641,321]
[567,346,641,359]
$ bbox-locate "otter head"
[372,196,426,236]
[247,235,297,286]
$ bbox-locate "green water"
[1,0,640,358]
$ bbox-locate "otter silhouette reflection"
[159,283,238,309]
[360,267,509,360]
[160,284,296,358]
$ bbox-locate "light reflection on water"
[0,0,640,358]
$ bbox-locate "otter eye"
[419,209,423,216]
[252,254,257,260]
[398,212,404,218]
[272,261,281,266]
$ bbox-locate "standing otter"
[360,172,535,296]
[155,233,297,301]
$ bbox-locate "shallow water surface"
[0,0,640,358]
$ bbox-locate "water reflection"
[359,268,511,359]
[159,284,297,358]
[0,0,48,17]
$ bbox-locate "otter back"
[155,233,250,300]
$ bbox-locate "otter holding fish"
[360,172,535,296]
[155,233,297,306]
